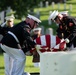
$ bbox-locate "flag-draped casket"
[31,34,66,53]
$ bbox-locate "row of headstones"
[39,1,72,10]
[39,1,72,11]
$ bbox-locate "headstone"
[6,7,11,14]
[0,11,5,23]
[48,11,52,25]
[35,10,40,19]
[45,1,49,7]
[40,2,43,8]
[57,3,60,10]
[69,4,72,11]
[51,2,55,9]
[64,3,66,10]
[40,26,45,35]
[46,28,53,35]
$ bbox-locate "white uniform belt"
[8,31,19,43]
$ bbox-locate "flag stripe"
[34,35,63,53]
[35,35,61,48]
[56,36,61,44]
[40,35,46,46]
[36,36,41,45]
[51,35,56,48]
[45,35,50,48]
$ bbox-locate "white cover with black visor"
[49,10,59,20]
[27,14,41,23]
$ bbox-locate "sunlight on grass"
[0,54,4,75]
[25,56,40,73]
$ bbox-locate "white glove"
[65,38,70,43]
[35,45,41,50]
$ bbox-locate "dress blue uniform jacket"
[1,21,36,53]
[56,16,76,47]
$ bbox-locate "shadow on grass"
[0,67,4,69]
[0,66,4,69]
[30,72,40,75]
[67,2,76,4]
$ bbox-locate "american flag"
[32,34,66,53]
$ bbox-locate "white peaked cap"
[32,27,42,32]
[5,14,15,21]
[59,11,68,15]
[27,14,41,23]
[49,10,59,20]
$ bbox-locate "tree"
[0,0,44,19]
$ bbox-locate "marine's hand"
[65,38,70,43]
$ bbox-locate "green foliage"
[0,0,44,19]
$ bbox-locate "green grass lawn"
[0,54,40,75]
[0,54,4,75]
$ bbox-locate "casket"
[31,34,66,53]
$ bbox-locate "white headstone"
[57,3,60,10]
[6,7,11,14]
[0,11,5,23]
[69,4,72,11]
[40,26,45,35]
[35,10,40,19]
[46,28,53,35]
[48,18,52,25]
[40,2,43,8]
[48,11,52,25]
[51,2,55,9]
[64,3,66,10]
[45,1,49,7]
